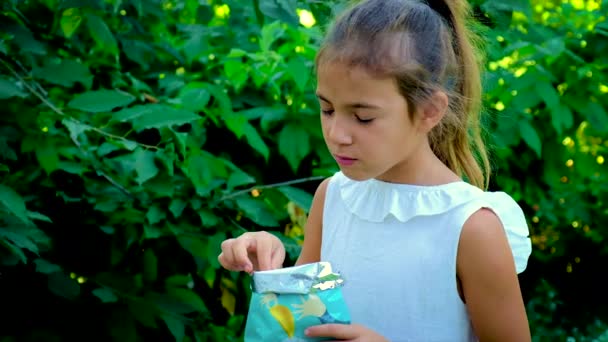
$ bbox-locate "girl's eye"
[356,116,374,124]
[321,109,334,115]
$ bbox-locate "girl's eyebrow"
[316,93,381,109]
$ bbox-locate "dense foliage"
[0,0,606,340]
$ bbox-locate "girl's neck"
[375,142,460,186]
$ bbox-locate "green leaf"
[165,274,194,288]
[197,208,220,227]
[143,249,158,283]
[224,113,248,139]
[224,60,249,91]
[112,104,201,132]
[167,287,208,313]
[97,142,121,156]
[511,85,542,112]
[286,58,310,91]
[551,104,574,135]
[207,232,225,269]
[92,287,119,303]
[175,234,207,259]
[238,106,285,130]
[183,29,209,63]
[259,20,285,51]
[172,130,189,158]
[27,211,52,223]
[0,239,27,264]
[128,300,158,328]
[169,199,187,218]
[33,59,93,89]
[36,142,59,174]
[178,83,211,112]
[158,144,176,176]
[48,272,80,300]
[278,123,310,172]
[227,170,256,190]
[34,258,62,274]
[61,8,83,38]
[0,229,39,254]
[537,82,559,110]
[85,13,118,55]
[0,79,27,99]
[146,205,166,225]
[586,102,608,134]
[95,199,119,212]
[184,152,227,196]
[542,37,565,62]
[259,0,299,27]
[162,314,185,342]
[134,148,159,185]
[0,185,29,223]
[68,89,135,113]
[143,225,164,239]
[0,138,17,161]
[8,23,46,55]
[518,120,542,158]
[100,226,115,234]
[62,119,91,142]
[242,122,269,160]
[278,186,313,212]
[235,197,279,227]
[185,154,212,195]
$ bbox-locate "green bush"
[0,0,606,340]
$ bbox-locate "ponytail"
[427,0,490,189]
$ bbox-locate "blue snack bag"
[244,262,351,341]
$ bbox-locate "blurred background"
[0,0,607,341]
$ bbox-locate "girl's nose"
[326,115,353,146]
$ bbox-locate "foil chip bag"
[244,262,351,341]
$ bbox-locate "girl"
[219,0,533,340]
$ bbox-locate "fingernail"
[304,328,310,336]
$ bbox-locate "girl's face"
[316,62,429,182]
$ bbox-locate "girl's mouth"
[334,155,357,166]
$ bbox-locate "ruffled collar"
[335,171,484,223]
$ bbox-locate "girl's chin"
[339,168,373,182]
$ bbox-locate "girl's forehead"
[317,62,392,84]
[316,63,404,107]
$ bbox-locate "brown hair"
[316,0,490,189]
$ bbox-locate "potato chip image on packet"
[244,262,351,341]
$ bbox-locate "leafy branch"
[0,57,138,197]
[0,58,159,151]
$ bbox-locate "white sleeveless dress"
[320,172,532,341]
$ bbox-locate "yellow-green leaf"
[60,8,83,39]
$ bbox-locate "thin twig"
[100,173,135,199]
[0,58,159,151]
[217,175,325,202]
[15,59,47,97]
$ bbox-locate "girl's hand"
[217,231,285,273]
[305,323,388,341]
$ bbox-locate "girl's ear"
[418,91,448,132]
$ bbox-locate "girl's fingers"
[305,324,355,339]
[255,236,273,271]
[231,237,254,271]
